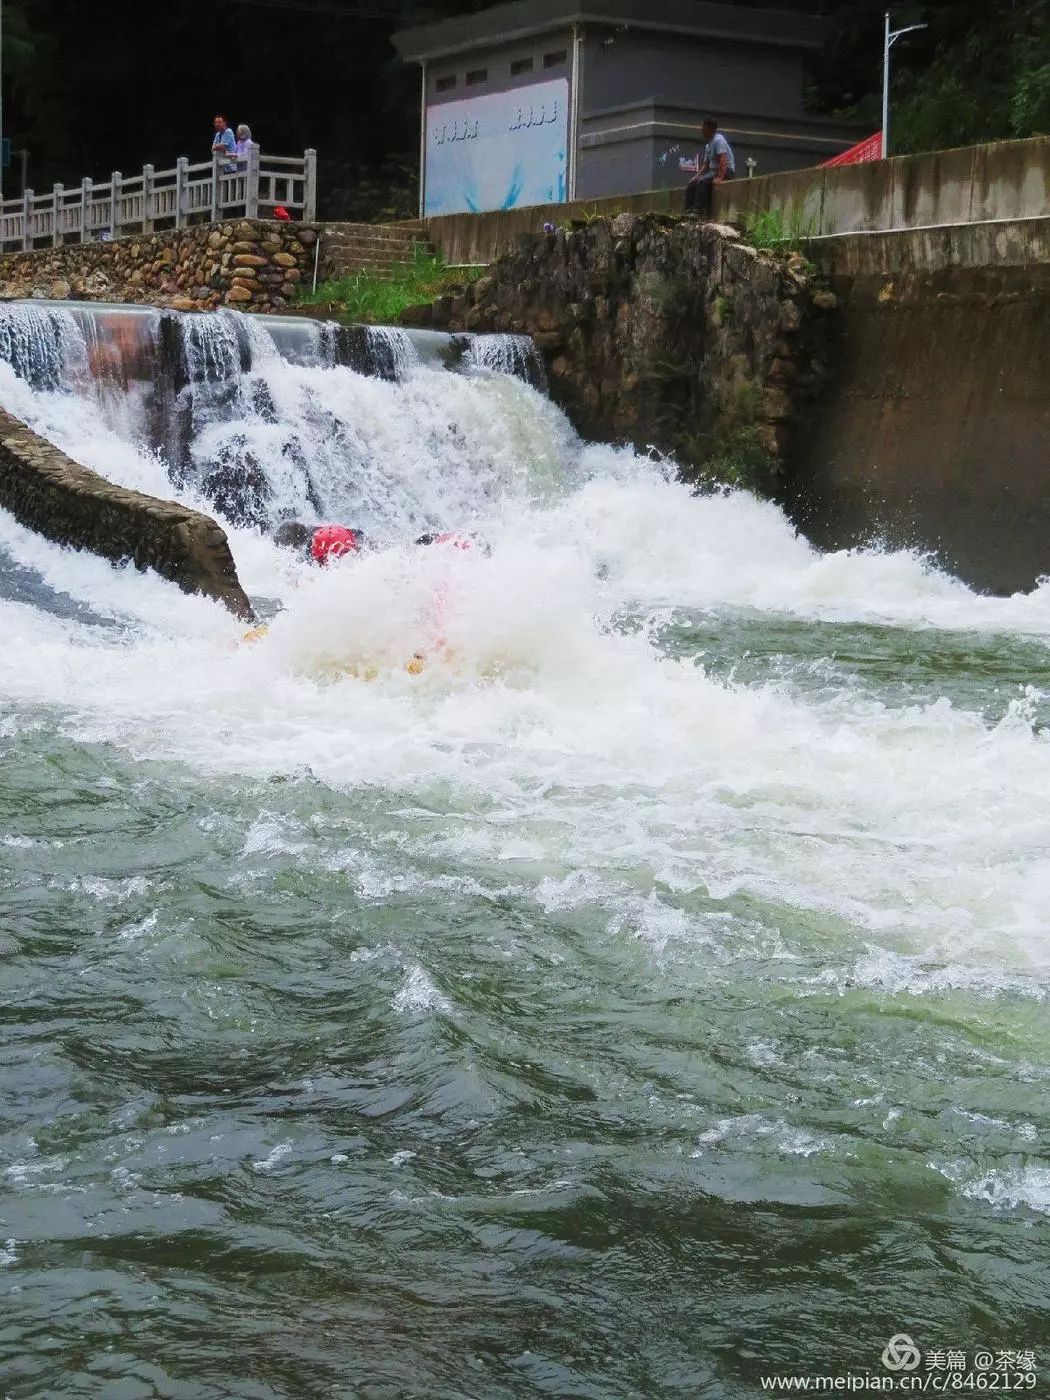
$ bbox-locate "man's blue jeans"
[684,172,732,217]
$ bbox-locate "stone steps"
[325,242,428,258]
[324,266,406,281]
[327,247,428,263]
[321,220,422,236]
[323,233,423,250]
[318,222,436,281]
[325,257,422,275]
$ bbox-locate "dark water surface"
[2,606,1048,1400]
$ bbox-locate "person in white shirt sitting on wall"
[684,118,736,219]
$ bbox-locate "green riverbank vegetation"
[298,249,482,325]
[740,209,815,255]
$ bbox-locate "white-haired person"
[235,124,255,160]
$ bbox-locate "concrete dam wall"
[790,249,1050,594]
[420,136,1050,594]
[717,134,1050,239]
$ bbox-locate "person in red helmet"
[310,524,365,565]
[272,521,367,564]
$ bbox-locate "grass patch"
[563,203,625,226]
[742,206,815,253]
[298,245,483,323]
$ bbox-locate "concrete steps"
[317,221,435,281]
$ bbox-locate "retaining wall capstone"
[0,220,319,313]
[0,408,254,618]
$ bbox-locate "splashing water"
[0,301,1047,1398]
[465,331,548,389]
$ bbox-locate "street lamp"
[882,11,927,158]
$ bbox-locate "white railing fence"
[0,148,318,251]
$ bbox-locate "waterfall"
[465,332,547,389]
[0,301,551,532]
[0,299,572,546]
[0,303,90,392]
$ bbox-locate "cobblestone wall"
[0,220,318,313]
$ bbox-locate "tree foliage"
[1,0,483,210]
[887,0,1050,152]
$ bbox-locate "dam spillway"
[0,299,1047,1395]
[0,301,546,538]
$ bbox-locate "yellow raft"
[241,624,428,676]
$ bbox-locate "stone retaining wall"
[408,213,832,485]
[0,409,254,618]
[0,220,319,313]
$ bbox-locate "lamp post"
[882,11,927,158]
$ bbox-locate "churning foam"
[1,310,1049,1221]
[3,303,1050,635]
[0,319,1049,991]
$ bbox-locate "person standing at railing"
[234,125,255,160]
[211,114,237,174]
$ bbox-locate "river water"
[0,306,1047,1399]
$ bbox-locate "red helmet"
[311,525,362,564]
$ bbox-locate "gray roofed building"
[393,0,864,217]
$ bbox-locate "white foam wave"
[962,1166,1050,1214]
[692,1114,830,1159]
[392,966,452,1015]
[0,318,1048,1002]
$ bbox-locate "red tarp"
[821,133,883,167]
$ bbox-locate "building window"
[465,68,487,86]
[435,75,456,92]
[543,50,567,68]
[510,57,534,75]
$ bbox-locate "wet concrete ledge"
[0,408,254,619]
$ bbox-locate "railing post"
[142,163,155,232]
[175,156,188,229]
[22,188,34,251]
[110,171,121,239]
[52,183,64,246]
[80,177,92,243]
[304,148,317,221]
[246,144,260,219]
[211,155,221,223]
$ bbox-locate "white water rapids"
[0,301,1048,1242]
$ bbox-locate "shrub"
[741,207,815,253]
[298,245,483,323]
